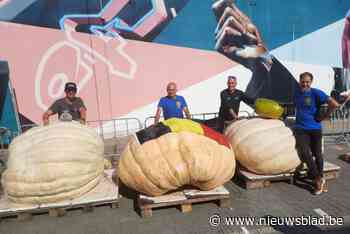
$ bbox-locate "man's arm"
[181,97,191,119]
[154,107,162,124]
[78,98,87,124]
[183,106,191,119]
[316,97,340,122]
[229,109,238,120]
[242,92,255,107]
[42,110,54,126]
[325,97,340,118]
[79,107,87,124]
[154,98,164,124]
[43,100,59,125]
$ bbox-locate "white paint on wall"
[272,19,344,68]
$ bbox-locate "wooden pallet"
[0,169,119,221]
[137,186,230,218]
[237,161,340,189]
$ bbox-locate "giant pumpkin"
[118,118,235,196]
[224,118,300,174]
[1,121,104,204]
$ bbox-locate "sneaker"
[313,188,323,195]
[294,163,308,179]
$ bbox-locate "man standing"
[154,82,191,124]
[42,82,87,125]
[294,72,339,195]
[218,76,254,132]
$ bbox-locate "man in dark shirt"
[42,82,87,125]
[218,76,254,132]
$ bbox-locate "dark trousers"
[294,128,323,179]
[218,117,225,133]
[218,116,233,133]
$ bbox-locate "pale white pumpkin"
[1,121,104,204]
[118,132,235,196]
[224,118,300,174]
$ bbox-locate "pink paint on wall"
[343,17,350,68]
[0,21,234,124]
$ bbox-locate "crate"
[0,169,119,221]
[237,161,340,189]
[137,186,230,218]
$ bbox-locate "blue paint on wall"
[154,0,217,50]
[1,0,348,51]
[0,61,20,142]
[154,0,350,50]
[0,87,20,136]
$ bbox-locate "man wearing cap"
[218,76,254,132]
[154,82,191,124]
[42,82,87,125]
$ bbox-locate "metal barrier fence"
[17,119,143,164]
[17,118,143,141]
[323,108,350,133]
[144,116,159,128]
[87,117,143,139]
[144,111,253,128]
[86,118,143,166]
[191,112,219,120]
[322,107,350,146]
[144,112,219,128]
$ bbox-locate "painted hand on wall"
[212,0,272,71]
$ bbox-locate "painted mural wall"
[0,0,349,132]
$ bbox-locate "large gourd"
[224,118,300,174]
[118,131,235,196]
[1,122,104,204]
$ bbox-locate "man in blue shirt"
[154,82,191,124]
[294,72,339,195]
